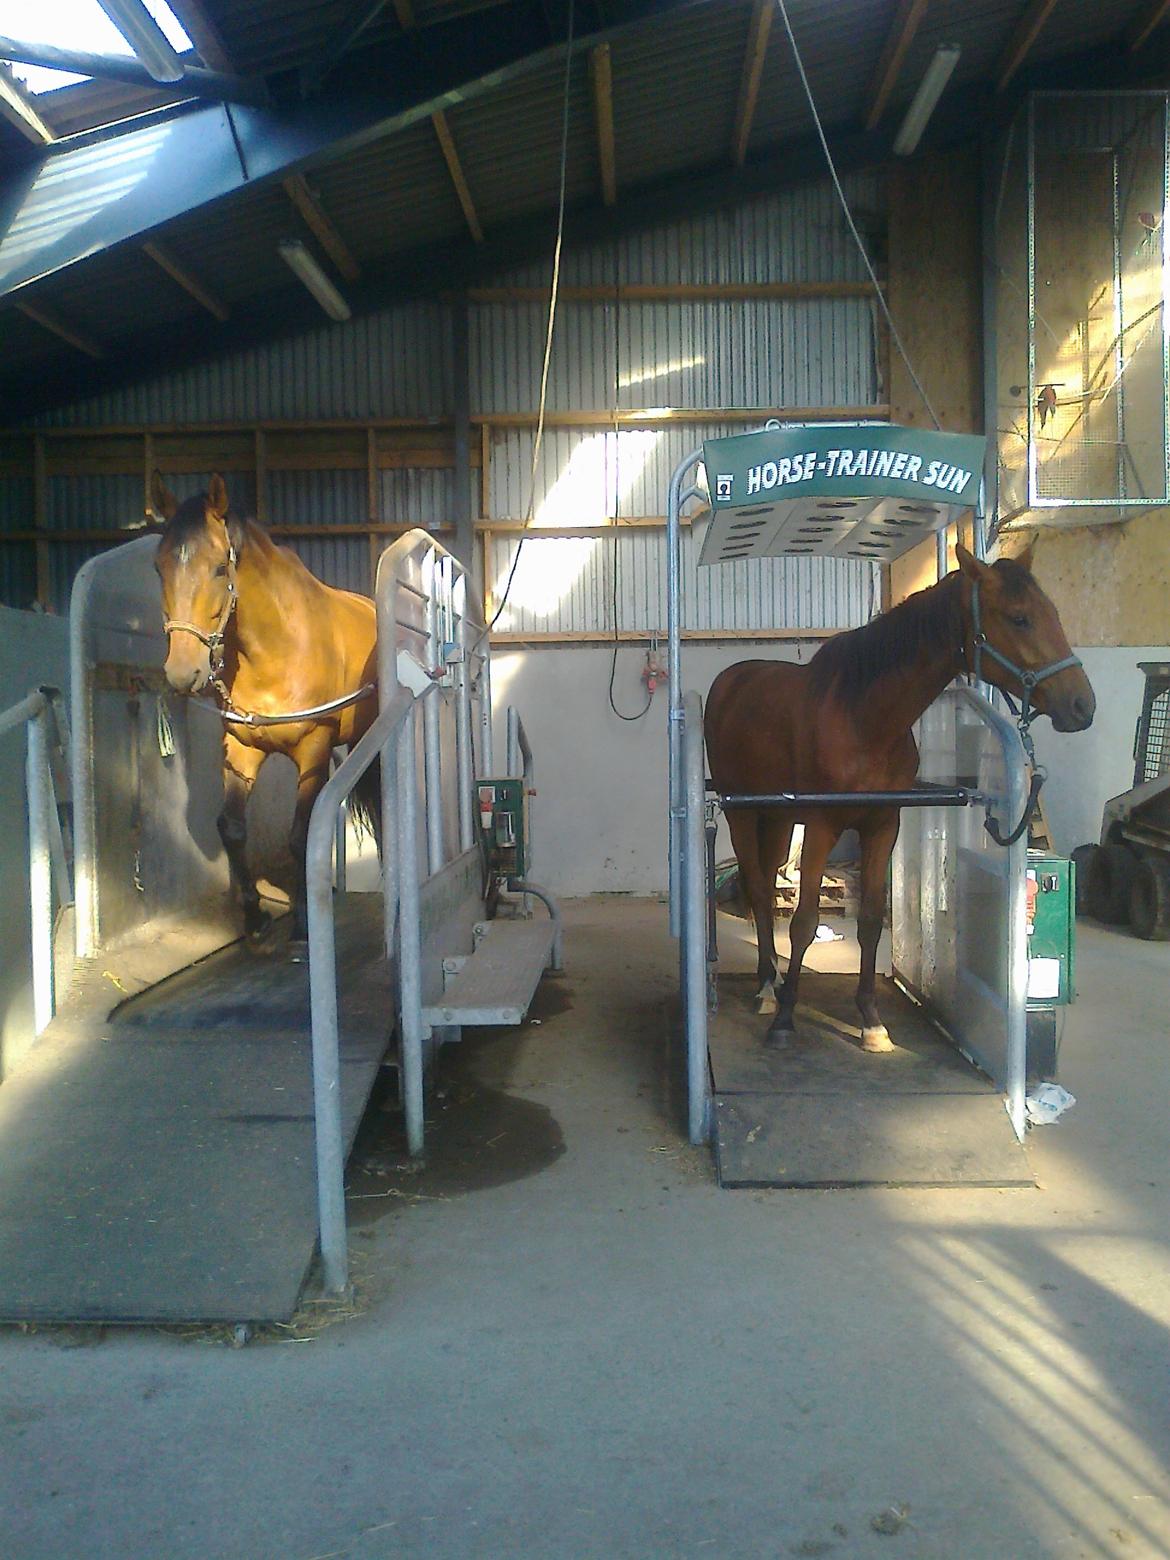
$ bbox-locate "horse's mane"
[807,570,964,709]
[160,491,248,554]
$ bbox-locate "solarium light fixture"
[278,239,352,323]
[95,0,186,83]
[892,44,961,157]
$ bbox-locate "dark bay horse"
[153,472,378,950]
[705,544,1095,1051]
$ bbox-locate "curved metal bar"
[666,446,706,940]
[508,880,563,970]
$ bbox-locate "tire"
[1069,844,1096,917]
[1129,854,1170,941]
[1087,842,1138,925]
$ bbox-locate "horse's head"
[956,543,1095,733]
[153,472,245,694]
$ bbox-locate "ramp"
[0,896,392,1325]
[710,972,1032,1189]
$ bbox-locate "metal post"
[479,644,494,775]
[69,557,99,957]
[26,705,54,1036]
[456,590,475,852]
[396,707,427,1157]
[423,553,445,874]
[667,447,704,938]
[683,691,710,1144]
[332,747,348,895]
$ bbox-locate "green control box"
[477,778,528,882]
[1026,851,1075,1009]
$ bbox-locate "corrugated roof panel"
[748,0,891,152]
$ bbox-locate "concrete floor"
[2,897,1169,1560]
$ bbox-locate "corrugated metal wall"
[3,177,883,626]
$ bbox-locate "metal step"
[422,918,555,1027]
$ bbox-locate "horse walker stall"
[0,528,558,1324]
[668,423,1050,1188]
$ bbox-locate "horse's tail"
[350,755,382,854]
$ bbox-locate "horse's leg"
[726,809,779,1012]
[287,728,336,952]
[855,813,900,1053]
[756,812,794,1007]
[770,817,836,1042]
[218,736,269,943]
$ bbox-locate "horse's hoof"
[861,1025,894,1053]
[244,914,275,953]
[287,938,309,964]
[756,985,778,1016]
[766,1022,795,1048]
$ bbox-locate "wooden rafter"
[431,110,484,243]
[14,301,104,359]
[1127,0,1170,51]
[389,0,483,243]
[864,0,929,132]
[733,0,774,167]
[995,0,1060,93]
[142,240,230,322]
[0,64,54,146]
[590,45,617,205]
[166,0,235,71]
[281,174,361,284]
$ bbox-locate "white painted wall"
[1031,646,1170,854]
[488,641,813,895]
[0,607,69,1080]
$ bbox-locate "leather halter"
[163,538,238,685]
[966,575,1082,761]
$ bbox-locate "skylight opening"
[0,0,193,94]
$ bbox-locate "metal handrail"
[506,706,535,902]
[1,688,67,1039]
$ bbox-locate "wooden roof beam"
[0,64,54,146]
[590,45,617,205]
[281,174,361,283]
[1126,0,1170,51]
[14,300,104,359]
[142,240,230,322]
[995,0,1061,93]
[431,109,484,243]
[164,0,235,72]
[864,0,929,131]
[732,0,773,167]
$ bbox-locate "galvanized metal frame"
[1025,90,1170,512]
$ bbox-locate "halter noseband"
[966,575,1082,762]
[163,539,238,682]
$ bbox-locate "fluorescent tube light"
[892,44,961,157]
[278,239,352,323]
[95,0,186,83]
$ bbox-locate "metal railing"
[305,529,490,1294]
[0,688,70,1039]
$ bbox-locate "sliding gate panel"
[892,687,1029,1137]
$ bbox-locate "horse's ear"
[150,469,177,521]
[1012,540,1036,574]
[955,542,992,582]
[207,473,230,520]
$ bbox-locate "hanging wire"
[480,0,576,643]
[774,0,941,432]
[607,258,653,721]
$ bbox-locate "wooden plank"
[733,0,774,166]
[281,173,361,283]
[14,300,104,360]
[481,404,889,428]
[863,0,929,131]
[431,108,484,243]
[0,65,54,145]
[1127,0,1170,51]
[142,240,230,322]
[590,44,617,205]
[480,423,491,519]
[466,282,879,303]
[995,0,1060,93]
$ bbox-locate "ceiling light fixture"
[278,239,352,322]
[96,0,186,83]
[892,44,961,157]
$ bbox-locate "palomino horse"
[153,472,378,951]
[705,544,1095,1050]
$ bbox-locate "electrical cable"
[774,0,941,432]
[477,0,575,647]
